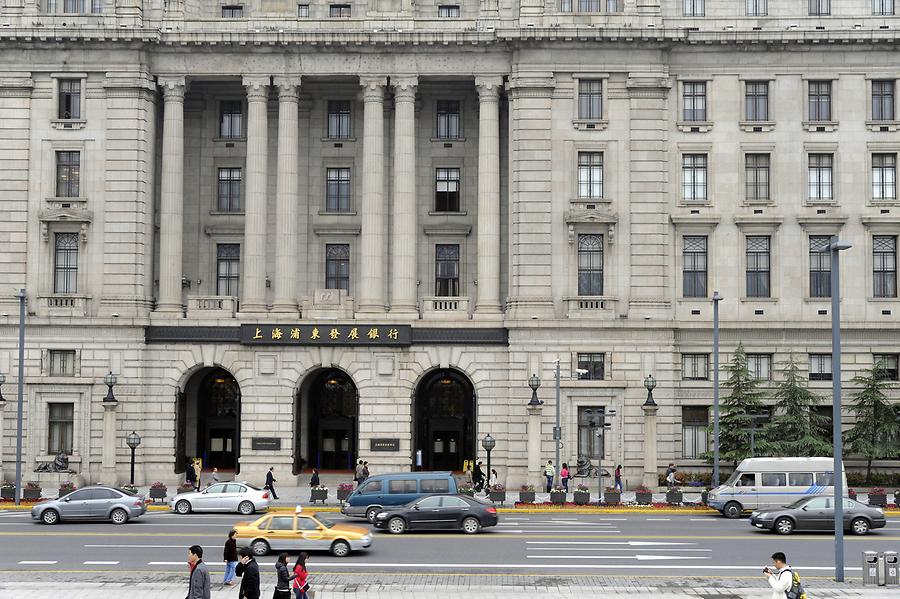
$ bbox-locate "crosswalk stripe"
[84,561,120,565]
[18,561,58,565]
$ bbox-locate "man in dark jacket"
[235,547,260,599]
[473,461,486,492]
[186,545,211,599]
[265,467,279,500]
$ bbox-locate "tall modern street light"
[481,433,495,493]
[712,291,722,488]
[14,288,26,507]
[553,360,562,487]
[126,431,142,485]
[824,238,852,582]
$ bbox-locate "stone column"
[358,77,387,313]
[156,77,186,313]
[272,78,301,314]
[641,402,659,489]
[390,77,418,315]
[526,404,543,487]
[241,76,271,313]
[475,77,504,316]
[101,402,118,486]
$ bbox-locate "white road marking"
[526,541,696,546]
[527,555,711,561]
[690,518,717,521]
[513,529,621,534]
[528,547,712,552]
[86,544,190,548]
[257,562,865,571]
[18,561,58,565]
[84,561,120,565]
[646,518,671,521]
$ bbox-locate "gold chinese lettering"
[348,327,360,340]
[387,328,399,340]
[290,328,301,340]
[253,327,263,340]
[310,327,321,340]
[329,328,340,340]
[271,327,283,340]
[367,327,379,340]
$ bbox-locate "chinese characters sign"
[240,324,412,346]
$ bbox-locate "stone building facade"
[0,0,899,488]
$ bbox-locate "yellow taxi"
[234,510,372,557]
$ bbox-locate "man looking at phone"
[764,552,794,599]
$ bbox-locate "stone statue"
[35,451,73,473]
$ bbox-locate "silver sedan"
[32,486,147,525]
[170,482,271,515]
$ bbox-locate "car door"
[222,484,246,512]
[438,496,472,529]
[59,489,94,519]
[195,484,227,511]
[265,515,297,551]
[87,488,118,519]
[799,497,832,530]
[295,516,328,551]
[735,473,759,509]
[407,496,444,530]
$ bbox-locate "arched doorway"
[175,367,241,473]
[294,369,358,473]
[413,369,475,471]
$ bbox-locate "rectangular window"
[420,479,450,493]
[683,82,707,122]
[49,350,76,376]
[808,153,833,201]
[217,168,242,212]
[559,0,572,10]
[682,154,708,202]
[55,150,80,198]
[874,235,898,298]
[388,480,417,494]
[435,244,460,297]
[746,0,767,16]
[326,100,352,139]
[329,4,351,17]
[577,152,603,199]
[872,80,895,121]
[873,0,895,15]
[578,407,606,460]
[90,0,101,12]
[761,473,786,487]
[747,353,773,381]
[577,234,604,296]
[746,235,771,298]
[216,244,240,296]
[683,236,708,298]
[577,353,605,380]
[219,100,243,139]
[325,167,351,212]
[789,472,815,487]
[874,353,900,381]
[681,353,709,380]
[435,168,460,212]
[54,232,79,294]
[578,80,603,120]
[438,4,460,16]
[808,81,832,121]
[325,244,351,292]
[607,0,623,12]
[48,403,74,455]
[809,235,832,298]
[683,0,704,16]
[682,406,709,459]
[297,3,309,16]
[577,0,600,12]
[745,153,770,203]
[63,0,84,12]
[808,0,830,15]
[745,81,769,121]
[221,5,243,17]
[809,353,833,381]
[872,153,897,201]
[435,100,461,140]
[57,79,81,120]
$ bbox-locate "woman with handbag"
[292,552,311,599]
[274,553,296,599]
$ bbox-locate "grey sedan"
[169,482,270,515]
[31,486,147,525]
[749,496,886,535]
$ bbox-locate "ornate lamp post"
[103,371,118,403]
[101,372,120,485]
[527,374,542,406]
[125,431,142,485]
[641,374,660,489]
[481,433,496,493]
[525,374,544,488]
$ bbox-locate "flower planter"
[518,491,536,504]
[1,487,14,500]
[459,489,475,497]
[550,491,566,505]
[23,488,42,500]
[868,493,887,508]
[604,491,621,505]
[149,488,168,502]
[337,489,352,502]
[701,490,709,506]
[489,491,506,504]
[573,492,590,505]
[635,491,653,505]
[58,487,75,499]
[310,489,328,504]
[666,491,683,505]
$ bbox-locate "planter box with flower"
[573,484,591,505]
[489,484,506,504]
[1,482,15,500]
[458,485,475,497]
[634,485,653,505]
[603,487,621,505]
[518,484,536,504]
[666,488,683,505]
[177,482,194,495]
[868,487,887,508]
[550,486,566,504]
[24,481,42,500]
[121,484,138,496]
[58,481,76,499]
[149,482,168,502]
[310,486,328,504]
[337,483,353,503]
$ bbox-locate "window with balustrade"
[577,152,603,199]
[577,234,604,296]
[682,154,707,202]
[745,153,770,203]
[808,81,832,121]
[435,244,460,297]
[56,151,80,198]
[872,153,897,201]
[745,81,769,121]
[683,236,708,298]
[436,100,461,139]
[683,82,707,122]
[746,236,771,298]
[874,235,897,298]
[58,79,81,120]
[808,154,833,202]
[435,168,460,212]
[325,168,352,212]
[217,168,242,212]
[325,244,350,292]
[216,244,240,297]
[327,100,352,139]
[872,80,895,121]
[809,235,832,298]
[54,233,79,294]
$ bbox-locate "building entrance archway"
[413,369,476,472]
[294,369,358,473]
[175,367,241,473]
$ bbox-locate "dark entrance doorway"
[175,367,241,473]
[294,369,358,473]
[413,369,475,471]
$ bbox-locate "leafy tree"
[844,362,900,482]
[768,355,832,457]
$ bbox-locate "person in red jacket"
[291,552,310,599]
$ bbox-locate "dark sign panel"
[370,438,401,452]
[240,324,412,346]
[251,437,282,451]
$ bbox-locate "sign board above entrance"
[240,324,412,346]
[370,438,401,452]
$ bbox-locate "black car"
[372,494,499,534]
[749,496,886,535]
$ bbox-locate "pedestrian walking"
[265,466,279,500]
[362,461,369,480]
[463,465,473,488]
[473,461,485,492]
[186,545,211,599]
[560,463,570,492]
[614,464,623,492]
[309,468,320,488]
[212,468,220,484]
[223,529,239,587]
[354,460,364,486]
[544,460,555,493]
[236,547,260,599]
[274,552,297,599]
[665,463,677,490]
[193,459,202,491]
[764,552,804,599]
[292,552,311,599]
[185,459,196,488]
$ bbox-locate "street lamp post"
[741,408,770,458]
[528,374,542,407]
[585,409,615,504]
[481,433,495,494]
[641,375,659,489]
[553,360,562,487]
[126,431,142,485]
[712,291,722,488]
[14,288,26,507]
[103,371,118,403]
[643,374,657,406]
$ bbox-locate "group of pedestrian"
[665,463,679,489]
[354,460,370,487]
[544,460,625,493]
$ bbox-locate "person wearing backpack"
[765,552,805,599]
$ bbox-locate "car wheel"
[851,518,870,536]
[238,501,255,516]
[175,500,191,515]
[388,517,406,534]
[774,517,794,535]
[366,507,382,523]
[461,516,481,535]
[723,502,743,519]
[110,508,129,525]
[251,539,270,556]
[331,540,351,557]
[41,509,60,525]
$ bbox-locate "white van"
[707,457,847,518]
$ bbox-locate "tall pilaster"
[358,77,387,313]
[241,76,271,313]
[156,77,186,313]
[390,77,418,315]
[272,78,301,314]
[475,76,504,316]
[101,402,118,486]
[641,402,660,489]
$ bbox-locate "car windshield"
[315,516,336,528]
[786,498,810,509]
[118,487,137,496]
[724,471,740,485]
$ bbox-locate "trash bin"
[863,551,880,585]
[884,551,899,586]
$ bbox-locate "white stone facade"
[0,0,899,488]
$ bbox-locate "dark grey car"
[749,496,886,535]
[31,486,147,525]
